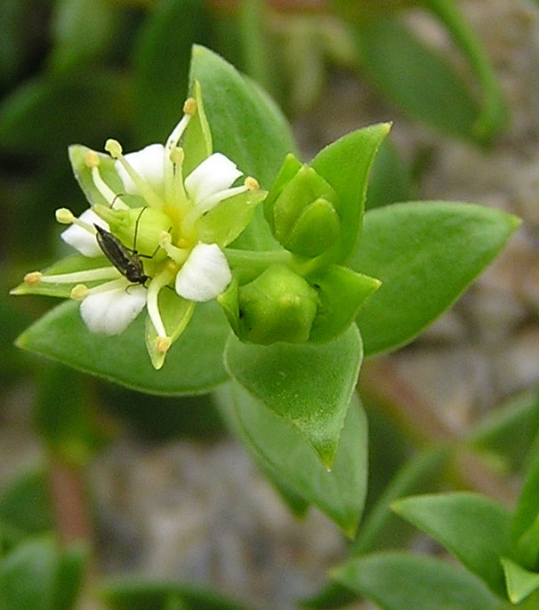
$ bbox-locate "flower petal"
[175,243,232,302]
[115,143,166,196]
[184,152,242,211]
[80,283,146,335]
[61,209,109,257]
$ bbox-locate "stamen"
[37,267,121,284]
[146,268,175,339]
[164,106,194,206]
[105,139,165,210]
[70,284,89,300]
[24,271,42,286]
[85,151,129,210]
[195,184,250,217]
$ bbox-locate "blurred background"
[2,1,539,608]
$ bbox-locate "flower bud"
[220,265,319,344]
[93,205,171,257]
[264,157,341,258]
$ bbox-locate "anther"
[170,147,184,165]
[183,97,197,115]
[85,150,100,168]
[156,336,172,354]
[56,208,75,224]
[24,271,42,286]
[105,139,123,158]
[245,177,260,191]
[71,284,89,300]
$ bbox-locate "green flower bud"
[220,265,319,344]
[93,204,171,258]
[264,157,341,258]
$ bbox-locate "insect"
[94,208,150,285]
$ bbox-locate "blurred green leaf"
[0,470,52,548]
[366,139,414,210]
[16,300,230,395]
[216,383,368,537]
[352,16,481,142]
[353,202,520,356]
[34,362,110,464]
[393,492,511,596]
[50,0,119,73]
[99,578,252,610]
[467,391,539,474]
[133,0,211,144]
[332,552,501,610]
[224,324,362,468]
[0,70,129,155]
[0,537,87,610]
[511,450,539,570]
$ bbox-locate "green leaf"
[393,492,511,597]
[0,70,127,155]
[15,300,230,395]
[511,450,539,570]
[132,0,211,145]
[352,16,483,143]
[310,123,390,264]
[353,201,520,356]
[501,557,539,604]
[50,0,118,73]
[99,578,253,610]
[332,552,501,610]
[189,45,298,250]
[307,265,380,344]
[224,324,362,467]
[215,383,368,537]
[0,470,53,543]
[467,390,539,474]
[0,537,87,610]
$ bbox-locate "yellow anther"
[105,139,123,158]
[70,284,89,300]
[24,271,42,286]
[55,208,75,224]
[245,176,260,191]
[84,150,100,168]
[183,97,197,115]
[170,147,184,165]
[156,336,172,354]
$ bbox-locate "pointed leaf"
[353,202,520,356]
[224,324,362,467]
[353,16,482,142]
[393,492,511,596]
[310,123,390,264]
[216,383,368,537]
[511,450,539,570]
[501,557,539,604]
[189,45,297,250]
[15,300,229,395]
[332,552,501,610]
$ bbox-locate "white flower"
[61,209,109,257]
[26,92,260,368]
[80,282,147,335]
[175,243,232,301]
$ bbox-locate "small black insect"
[94,208,150,285]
